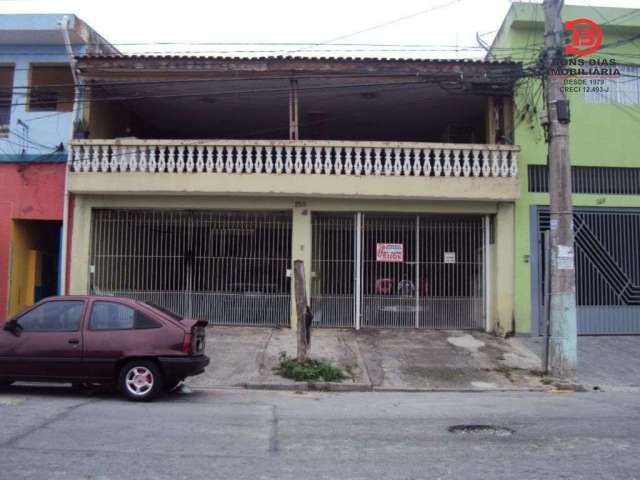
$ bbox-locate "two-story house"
[65,54,522,333]
[0,14,116,318]
[490,3,640,335]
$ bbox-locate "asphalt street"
[0,385,639,480]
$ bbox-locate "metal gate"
[90,209,292,326]
[311,214,355,328]
[535,208,640,334]
[311,213,486,329]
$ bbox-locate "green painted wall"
[491,3,640,333]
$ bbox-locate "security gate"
[312,213,487,329]
[310,214,356,327]
[90,209,292,326]
[535,208,640,334]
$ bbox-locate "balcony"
[67,139,520,201]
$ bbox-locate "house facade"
[65,55,522,333]
[491,3,640,335]
[0,14,116,318]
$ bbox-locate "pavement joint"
[1,397,99,448]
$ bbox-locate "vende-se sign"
[376,243,403,262]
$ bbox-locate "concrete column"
[69,196,91,295]
[494,202,515,335]
[290,203,312,332]
[485,96,496,144]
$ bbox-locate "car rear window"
[90,302,135,330]
[90,301,162,330]
[140,302,182,321]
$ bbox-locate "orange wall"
[0,163,65,319]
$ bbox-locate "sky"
[0,0,638,58]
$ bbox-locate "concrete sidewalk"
[523,336,640,389]
[188,327,545,391]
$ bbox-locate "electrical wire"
[288,0,465,54]
[7,127,59,150]
[6,71,532,109]
[4,69,523,92]
[1,66,533,130]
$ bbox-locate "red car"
[0,296,209,401]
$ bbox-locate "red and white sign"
[565,18,603,57]
[376,243,403,263]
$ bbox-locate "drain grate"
[447,424,514,436]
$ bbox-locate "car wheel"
[118,360,163,402]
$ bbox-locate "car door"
[82,300,165,381]
[0,299,86,380]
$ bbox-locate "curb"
[373,386,549,393]
[229,382,549,393]
[549,382,588,392]
[238,382,372,392]
[239,383,308,391]
[309,382,372,392]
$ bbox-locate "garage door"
[535,208,640,334]
[311,213,488,329]
[89,209,292,326]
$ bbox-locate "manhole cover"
[447,424,514,436]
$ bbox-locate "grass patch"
[274,352,349,382]
[494,366,515,383]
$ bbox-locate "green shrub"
[274,352,349,382]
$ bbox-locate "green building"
[491,3,640,335]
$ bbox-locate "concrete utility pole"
[543,0,577,380]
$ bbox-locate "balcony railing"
[69,140,519,178]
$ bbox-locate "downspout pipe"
[58,15,83,295]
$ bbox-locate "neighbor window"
[0,65,13,136]
[583,64,640,105]
[28,64,74,112]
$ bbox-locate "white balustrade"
[69,140,520,179]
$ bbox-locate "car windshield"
[140,302,182,321]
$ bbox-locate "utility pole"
[543,0,577,380]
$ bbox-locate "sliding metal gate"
[535,208,640,334]
[90,209,292,326]
[312,213,486,329]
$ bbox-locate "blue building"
[0,14,116,318]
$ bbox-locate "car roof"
[42,295,141,304]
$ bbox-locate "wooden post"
[294,259,311,361]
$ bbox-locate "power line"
[580,0,610,24]
[8,80,455,108]
[9,77,524,127]
[287,0,465,54]
[6,70,531,109]
[0,44,547,58]
[7,127,59,150]
[4,69,524,92]
[599,33,640,52]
